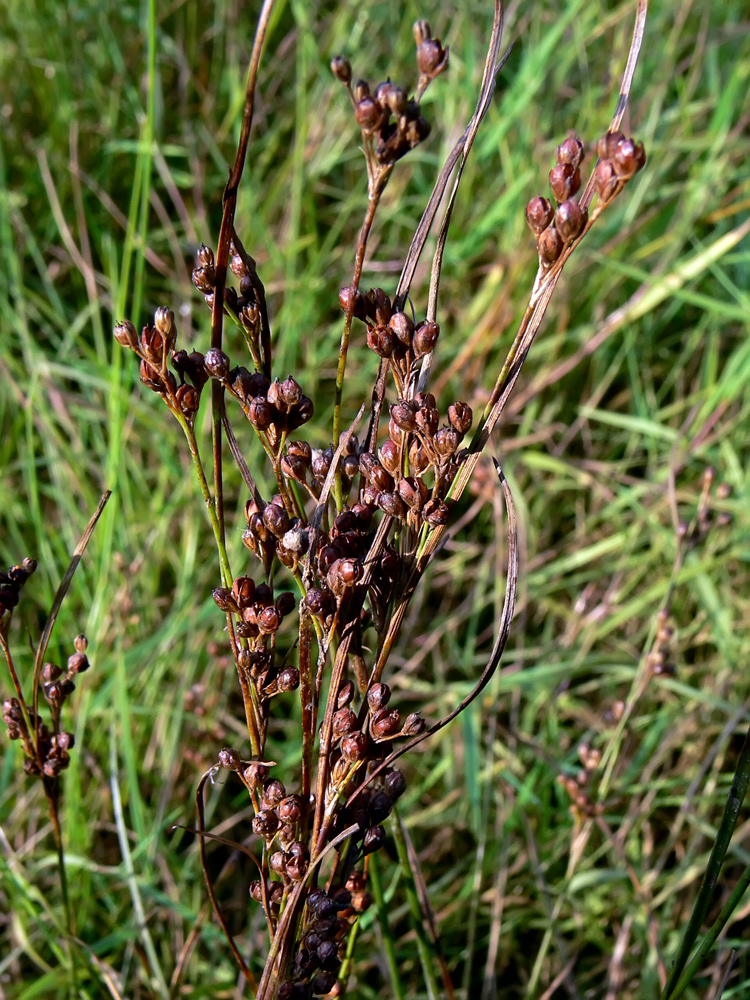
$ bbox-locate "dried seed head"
[355,96,383,133]
[153,306,176,351]
[67,651,89,674]
[402,711,426,736]
[253,809,279,837]
[371,708,401,739]
[612,137,646,178]
[597,130,626,161]
[555,199,587,242]
[113,319,139,350]
[447,401,473,436]
[243,761,269,788]
[525,196,555,235]
[258,605,282,634]
[367,683,391,711]
[43,662,62,682]
[378,491,406,519]
[413,320,440,358]
[337,681,355,710]
[339,284,366,317]
[388,311,414,345]
[390,400,417,432]
[330,54,352,84]
[306,587,334,618]
[556,134,585,168]
[397,476,428,511]
[248,396,274,431]
[435,426,460,457]
[363,825,386,855]
[333,708,358,739]
[204,347,231,380]
[278,667,300,692]
[269,850,288,876]
[263,778,286,806]
[548,163,581,203]
[367,324,394,358]
[377,439,399,476]
[415,405,439,438]
[278,794,302,823]
[384,768,407,800]
[537,225,563,265]
[341,731,370,762]
[593,159,619,204]
[218,747,241,770]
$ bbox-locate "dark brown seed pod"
[263,503,291,539]
[175,384,200,418]
[377,491,406,519]
[390,400,417,432]
[384,768,407,800]
[371,708,401,739]
[248,396,274,431]
[333,708,358,739]
[113,319,139,350]
[337,681,356,709]
[409,439,429,475]
[276,591,296,617]
[548,162,581,203]
[556,134,585,168]
[218,747,241,770]
[305,588,334,618]
[330,55,351,84]
[367,683,391,711]
[555,199,587,242]
[378,439,400,475]
[388,311,414,345]
[397,476,427,511]
[341,731,370,762]
[423,498,449,526]
[252,808,279,837]
[290,395,314,429]
[402,711,426,736]
[263,778,286,806]
[244,762,269,788]
[363,825,386,855]
[278,795,302,823]
[232,576,256,608]
[537,225,563,265]
[204,347,231,380]
[369,790,393,823]
[435,426,460,457]
[355,96,383,133]
[413,321,440,358]
[415,405,439,438]
[593,159,619,203]
[312,971,337,996]
[269,850,288,875]
[448,401,473,436]
[278,667,300,692]
[286,855,308,882]
[596,130,626,161]
[56,732,74,751]
[339,285,367,319]
[613,137,647,178]
[366,325,394,358]
[525,196,555,235]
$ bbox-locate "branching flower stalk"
[114,2,648,997]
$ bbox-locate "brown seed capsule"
[384,768,407,800]
[243,762,269,788]
[435,426,460,457]
[355,96,383,133]
[397,476,427,511]
[371,708,401,739]
[68,651,90,674]
[306,587,334,618]
[415,405,439,438]
[402,711,426,736]
[337,681,356,709]
[597,130,626,161]
[555,199,587,242]
[525,196,555,235]
[548,162,580,203]
[378,491,406,519]
[286,855,308,882]
[42,662,62,682]
[263,503,291,539]
[278,795,302,823]
[413,321,440,358]
[388,311,414,346]
[113,319,139,350]
[330,55,351,84]
[556,135,585,168]
[409,439,429,475]
[258,606,282,634]
[333,708,358,739]
[537,225,563,265]
[204,347,231,380]
[263,778,286,806]
[341,731,370,762]
[218,747,241,770]
[269,850,288,875]
[339,285,366,319]
[367,683,391,711]
[390,400,417,432]
[447,401,473,436]
[366,325,394,359]
[363,825,386,855]
[378,439,400,475]
[593,159,619,203]
[232,576,256,608]
[278,667,300,692]
[613,137,647,178]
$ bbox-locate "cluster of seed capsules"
[1,558,90,781]
[525,131,646,268]
[331,20,448,168]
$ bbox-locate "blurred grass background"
[1,0,750,997]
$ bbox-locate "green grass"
[2,0,750,997]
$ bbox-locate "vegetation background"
[1,0,749,997]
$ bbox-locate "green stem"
[391,809,440,1000]
[369,855,405,1000]
[662,721,750,998]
